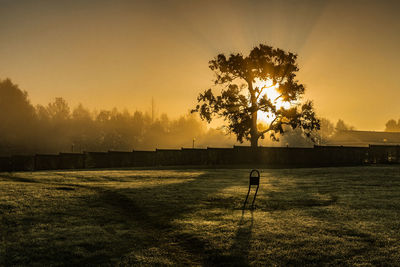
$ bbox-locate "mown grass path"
[1,166,400,266]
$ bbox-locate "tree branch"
[256,84,275,100]
[259,116,278,136]
[274,94,283,102]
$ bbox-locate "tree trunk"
[250,106,259,148]
[250,132,258,148]
[249,80,259,149]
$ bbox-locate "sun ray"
[253,78,291,124]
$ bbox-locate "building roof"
[327,130,400,146]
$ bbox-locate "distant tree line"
[0,78,360,156]
[0,78,243,156]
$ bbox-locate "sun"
[253,78,291,124]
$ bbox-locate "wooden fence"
[1,145,399,171]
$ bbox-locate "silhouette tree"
[315,118,335,144]
[0,78,37,154]
[385,119,400,132]
[47,97,71,121]
[192,44,320,148]
[335,119,355,131]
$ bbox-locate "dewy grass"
[1,166,400,265]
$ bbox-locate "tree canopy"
[192,44,320,147]
[385,119,400,132]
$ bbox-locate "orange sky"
[1,0,400,130]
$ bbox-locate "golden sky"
[1,0,399,130]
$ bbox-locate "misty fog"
[1,78,358,156]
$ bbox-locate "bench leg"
[243,185,251,209]
[251,185,259,209]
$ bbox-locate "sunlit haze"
[1,0,400,130]
[254,78,291,124]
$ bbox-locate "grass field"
[1,166,400,266]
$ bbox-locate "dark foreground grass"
[1,166,400,266]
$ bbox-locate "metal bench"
[243,169,260,209]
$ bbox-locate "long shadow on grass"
[3,170,242,266]
[0,173,38,183]
[219,209,254,266]
[84,169,250,265]
[87,169,342,265]
[200,209,254,266]
[9,168,389,266]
